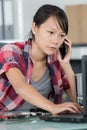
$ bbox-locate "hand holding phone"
[59,42,67,59]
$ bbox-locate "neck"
[31,40,46,63]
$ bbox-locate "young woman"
[0,4,82,114]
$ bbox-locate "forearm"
[62,62,76,102]
[6,68,55,113]
[15,82,55,113]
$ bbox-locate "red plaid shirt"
[0,40,70,111]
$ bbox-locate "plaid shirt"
[0,40,70,111]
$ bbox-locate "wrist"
[62,62,74,75]
[47,103,58,114]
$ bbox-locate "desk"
[0,117,87,130]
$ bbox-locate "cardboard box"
[65,4,87,44]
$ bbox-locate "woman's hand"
[50,102,82,115]
[57,37,72,65]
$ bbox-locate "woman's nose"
[54,36,61,45]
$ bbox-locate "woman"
[0,4,82,114]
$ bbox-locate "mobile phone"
[59,42,67,59]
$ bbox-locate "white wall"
[13,0,87,40]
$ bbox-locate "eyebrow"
[48,27,66,34]
[47,26,65,32]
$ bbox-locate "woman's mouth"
[49,46,56,51]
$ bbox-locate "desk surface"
[0,116,87,130]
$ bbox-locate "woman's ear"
[32,22,38,35]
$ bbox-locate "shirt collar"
[23,40,31,60]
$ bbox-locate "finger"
[68,103,82,113]
[74,103,83,112]
[64,108,78,113]
[64,37,71,45]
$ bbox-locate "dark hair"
[29,4,68,40]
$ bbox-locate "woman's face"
[32,16,66,55]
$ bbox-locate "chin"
[46,52,55,56]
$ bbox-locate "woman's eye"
[61,34,66,37]
[48,31,54,34]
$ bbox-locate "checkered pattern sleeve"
[0,43,25,75]
[0,43,25,110]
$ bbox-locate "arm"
[6,68,54,112]
[6,67,81,114]
[58,38,76,102]
[62,62,76,102]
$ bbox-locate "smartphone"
[59,42,67,59]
